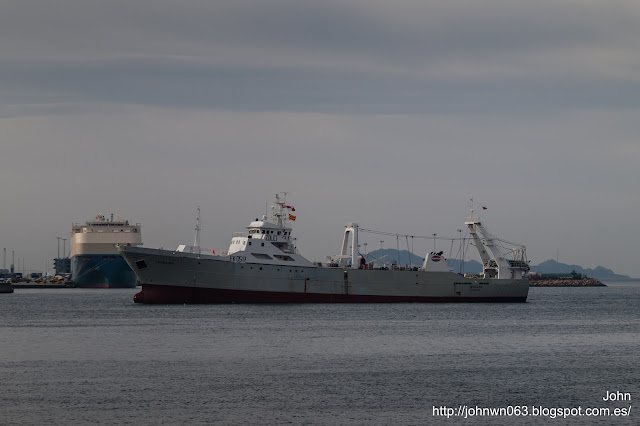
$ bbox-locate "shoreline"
[9,283,74,289]
[529,278,606,287]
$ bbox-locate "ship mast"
[193,206,201,252]
[465,201,491,267]
[465,199,529,279]
[338,223,360,269]
[273,192,288,227]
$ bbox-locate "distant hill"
[363,249,631,280]
[530,259,631,280]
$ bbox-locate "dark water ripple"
[1,282,638,425]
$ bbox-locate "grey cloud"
[6,1,636,56]
[1,1,639,116]
[2,56,640,117]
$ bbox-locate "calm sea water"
[1,281,638,425]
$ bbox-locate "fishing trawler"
[71,214,142,288]
[119,194,529,303]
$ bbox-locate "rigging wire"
[448,238,454,261]
[358,223,526,271]
[359,227,464,241]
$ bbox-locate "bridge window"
[252,253,272,260]
[274,255,294,261]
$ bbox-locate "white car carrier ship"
[71,214,142,288]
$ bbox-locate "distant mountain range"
[529,259,631,280]
[363,249,632,280]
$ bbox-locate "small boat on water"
[119,194,530,304]
[0,281,13,294]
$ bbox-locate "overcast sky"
[1,0,639,276]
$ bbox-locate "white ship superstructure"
[71,214,142,256]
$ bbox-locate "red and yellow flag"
[289,214,296,221]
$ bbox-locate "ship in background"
[71,214,142,288]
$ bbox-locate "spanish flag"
[289,214,296,221]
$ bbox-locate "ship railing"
[232,232,248,237]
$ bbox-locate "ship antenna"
[273,192,288,227]
[193,206,201,251]
[280,192,286,226]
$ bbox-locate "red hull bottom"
[134,284,527,304]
